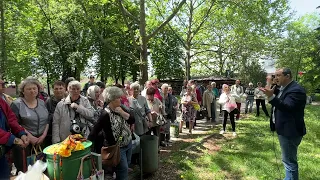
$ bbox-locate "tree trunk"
[185,1,194,81]
[0,0,7,79]
[121,77,125,85]
[218,48,224,76]
[186,49,191,81]
[139,0,148,85]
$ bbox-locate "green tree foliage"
[79,0,186,84]
[238,61,268,86]
[189,0,291,78]
[34,0,93,81]
[78,0,139,83]
[2,0,38,84]
[276,13,320,93]
[149,27,185,80]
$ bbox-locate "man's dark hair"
[96,81,106,89]
[114,83,124,89]
[65,77,76,89]
[146,87,156,95]
[52,80,66,88]
[282,68,292,79]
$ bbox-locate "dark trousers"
[256,99,269,117]
[223,110,236,132]
[211,102,216,122]
[236,103,241,119]
[0,155,10,180]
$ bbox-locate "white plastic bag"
[15,160,48,180]
[132,132,140,151]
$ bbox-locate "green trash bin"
[140,135,159,173]
[43,141,92,180]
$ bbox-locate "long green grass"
[171,105,320,180]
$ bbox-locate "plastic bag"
[16,160,49,180]
[132,132,140,151]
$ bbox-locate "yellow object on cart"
[46,134,86,157]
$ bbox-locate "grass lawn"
[167,105,320,180]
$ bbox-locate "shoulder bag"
[100,114,125,167]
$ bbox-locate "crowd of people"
[0,67,307,180]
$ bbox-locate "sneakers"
[233,132,237,136]
[219,130,225,134]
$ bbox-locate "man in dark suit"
[261,68,306,180]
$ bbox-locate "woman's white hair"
[87,85,100,100]
[102,86,124,104]
[68,80,82,90]
[222,84,229,92]
[130,82,140,90]
[161,83,169,89]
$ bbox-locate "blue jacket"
[269,81,306,137]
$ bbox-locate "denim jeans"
[0,155,10,180]
[115,141,132,180]
[245,99,254,113]
[278,135,303,180]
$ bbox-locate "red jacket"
[0,98,26,145]
[154,88,163,102]
[196,88,202,103]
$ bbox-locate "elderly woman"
[145,87,164,145]
[89,86,134,180]
[218,84,238,136]
[52,80,94,143]
[203,84,214,122]
[114,84,130,108]
[180,85,198,134]
[87,85,104,121]
[245,82,255,114]
[87,85,103,109]
[128,82,152,136]
[255,82,270,117]
[168,86,178,122]
[161,83,173,143]
[10,77,49,172]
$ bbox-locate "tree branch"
[118,0,140,23]
[146,0,187,42]
[190,0,215,42]
[78,0,139,61]
[192,49,218,57]
[118,0,140,51]
[151,1,187,49]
